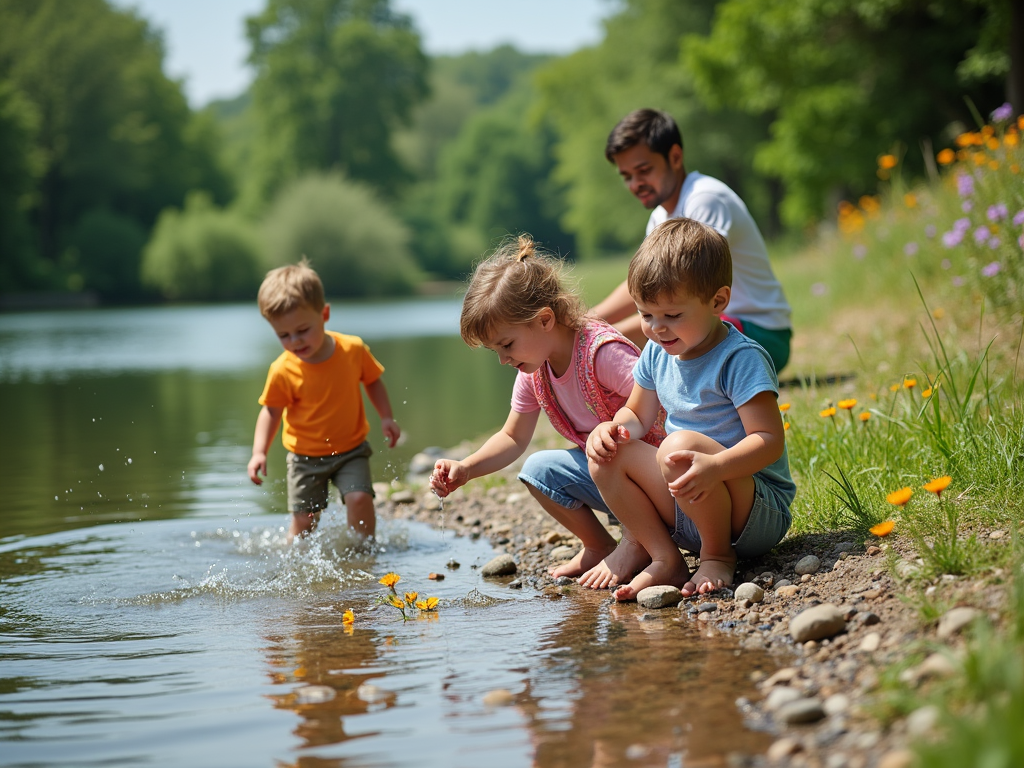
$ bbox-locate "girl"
[430,235,664,587]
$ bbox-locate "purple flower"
[811,282,828,296]
[852,243,867,259]
[942,230,964,248]
[952,276,965,287]
[925,224,937,238]
[1019,233,1024,250]
[1014,210,1024,227]
[941,259,952,270]
[956,174,974,197]
[991,102,1014,122]
[974,226,991,244]
[987,204,1008,221]
[904,242,919,256]
[988,237,1001,249]
[954,217,971,233]
[981,261,1001,277]
[962,201,974,213]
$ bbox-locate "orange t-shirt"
[258,331,385,456]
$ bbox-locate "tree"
[0,79,40,291]
[245,0,429,202]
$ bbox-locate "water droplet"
[54,496,58,500]
[98,464,104,471]
[127,458,132,464]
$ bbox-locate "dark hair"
[605,108,683,162]
[628,218,731,304]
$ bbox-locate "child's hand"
[247,453,267,485]
[430,459,469,498]
[664,450,720,503]
[586,422,630,463]
[381,418,401,448]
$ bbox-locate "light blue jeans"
[517,448,611,513]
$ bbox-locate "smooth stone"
[734,582,765,603]
[549,545,576,561]
[916,652,957,680]
[763,667,799,688]
[697,601,718,612]
[989,529,1006,539]
[859,632,881,652]
[794,555,821,575]
[777,697,826,724]
[776,584,800,597]
[823,693,850,715]
[894,560,921,578]
[407,451,437,475]
[877,749,916,768]
[790,603,846,643]
[390,490,415,504]
[356,683,391,704]
[480,554,517,577]
[372,481,391,497]
[505,492,527,505]
[482,689,514,707]
[906,705,940,736]
[294,685,336,704]
[766,738,803,761]
[637,585,683,609]
[765,686,802,711]
[937,606,980,638]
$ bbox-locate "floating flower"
[838,398,857,410]
[379,572,401,589]
[859,412,871,422]
[981,261,1002,277]
[923,476,952,497]
[342,609,355,625]
[415,597,440,611]
[404,592,419,606]
[992,102,1015,122]
[779,403,791,412]
[870,520,895,537]
[903,378,917,389]
[936,148,956,165]
[820,406,837,418]
[886,487,913,506]
[878,154,898,170]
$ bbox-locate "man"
[590,108,792,372]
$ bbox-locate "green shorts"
[285,441,374,513]
[739,321,792,374]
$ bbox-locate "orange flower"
[1005,131,1019,147]
[342,609,355,625]
[404,592,419,606]
[379,572,401,589]
[903,193,917,208]
[936,148,956,165]
[415,597,440,611]
[859,412,871,422]
[986,137,1000,151]
[838,398,857,410]
[386,594,405,609]
[870,520,895,537]
[903,378,917,389]
[886,487,913,506]
[921,387,933,398]
[878,154,898,170]
[955,132,976,147]
[820,407,837,418]
[779,403,791,412]
[889,383,900,392]
[922,476,952,497]
[1018,115,1024,130]
[784,422,791,431]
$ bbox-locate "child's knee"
[344,490,373,508]
[657,430,704,458]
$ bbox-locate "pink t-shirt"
[511,336,638,433]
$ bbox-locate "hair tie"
[515,235,535,263]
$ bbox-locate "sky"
[110,0,613,108]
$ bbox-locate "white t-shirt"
[647,171,791,330]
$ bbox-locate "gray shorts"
[286,441,374,513]
[671,473,791,560]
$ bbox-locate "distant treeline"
[0,0,1017,302]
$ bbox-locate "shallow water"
[0,302,778,767]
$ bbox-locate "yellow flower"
[859,195,881,214]
[956,149,969,161]
[889,383,900,392]
[955,132,976,147]
[819,407,836,418]
[933,307,945,320]
[903,193,917,208]
[922,476,952,497]
[387,594,405,609]
[989,160,1000,171]
[379,572,401,588]
[936,148,956,165]
[1018,115,1024,130]
[783,422,791,431]
[986,137,1000,151]
[1005,131,1019,147]
[921,387,933,398]
[972,152,987,166]
[903,378,917,389]
[342,609,355,625]
[878,154,898,169]
[779,403,791,412]
[838,398,857,410]
[886,487,913,506]
[404,592,419,606]
[415,597,440,611]
[870,520,895,537]
[858,412,871,422]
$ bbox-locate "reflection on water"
[0,302,777,767]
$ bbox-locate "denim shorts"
[286,441,374,513]
[517,448,611,514]
[670,473,792,560]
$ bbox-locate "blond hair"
[628,218,731,304]
[257,258,325,318]
[460,235,584,347]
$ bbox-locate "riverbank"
[377,420,1016,768]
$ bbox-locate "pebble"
[776,584,800,597]
[505,492,527,505]
[855,611,880,626]
[990,529,1006,539]
[697,601,718,612]
[823,693,850,715]
[357,683,391,704]
[508,578,522,589]
[795,555,821,575]
[765,686,803,710]
[790,604,846,643]
[734,582,765,603]
[637,585,683,609]
[859,632,881,652]
[294,685,336,704]
[482,689,514,707]
[480,554,517,577]
[801,574,812,583]
[624,744,650,760]
[866,545,882,556]
[766,738,803,761]
[774,578,793,589]
[937,606,980,639]
[777,697,826,724]
[894,560,921,579]
[763,667,799,688]
[390,490,415,504]
[549,545,576,561]
[877,749,916,768]
[906,704,940,736]
[446,559,460,569]
[428,572,445,581]
[916,652,957,680]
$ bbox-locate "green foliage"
[684,0,1006,226]
[245,0,428,202]
[141,193,262,302]
[65,209,149,301]
[0,78,41,290]
[262,173,418,297]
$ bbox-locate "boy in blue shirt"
[585,218,794,601]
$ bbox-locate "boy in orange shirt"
[247,260,401,541]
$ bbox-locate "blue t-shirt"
[632,323,795,505]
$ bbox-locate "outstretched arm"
[365,377,401,447]
[248,405,283,485]
[430,408,540,497]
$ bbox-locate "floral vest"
[531,319,667,450]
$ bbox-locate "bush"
[263,173,419,297]
[66,209,148,301]
[141,192,263,301]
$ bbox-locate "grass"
[572,112,1024,763]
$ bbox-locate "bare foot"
[578,538,651,590]
[681,557,735,597]
[549,544,616,579]
[613,557,691,602]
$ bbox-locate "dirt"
[378,427,1013,768]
